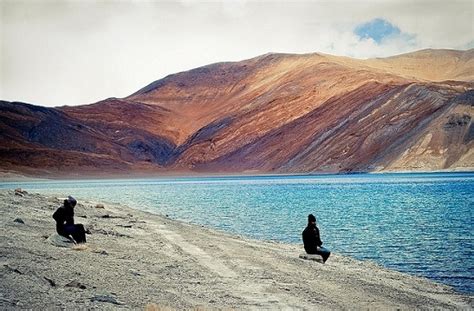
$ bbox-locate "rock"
[5,264,23,274]
[299,253,324,263]
[65,280,86,289]
[95,204,104,209]
[47,234,75,248]
[44,276,56,287]
[14,188,28,196]
[90,294,123,305]
[0,297,17,306]
[93,250,109,256]
[13,218,25,224]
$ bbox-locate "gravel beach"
[0,189,471,310]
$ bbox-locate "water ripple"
[1,172,472,293]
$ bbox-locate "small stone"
[13,218,25,224]
[65,280,86,289]
[95,204,105,209]
[299,253,324,263]
[130,269,142,276]
[48,234,75,248]
[5,265,23,274]
[93,249,108,256]
[90,295,123,305]
[44,276,56,287]
[14,188,28,196]
[0,297,16,306]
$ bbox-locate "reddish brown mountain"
[1,49,473,177]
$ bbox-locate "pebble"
[93,250,109,256]
[14,188,28,196]
[90,294,123,305]
[13,218,25,224]
[44,277,56,287]
[65,280,86,290]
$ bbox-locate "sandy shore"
[0,189,472,310]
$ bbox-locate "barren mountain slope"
[0,101,169,176]
[127,53,410,145]
[0,49,472,176]
[325,49,474,82]
[125,51,473,172]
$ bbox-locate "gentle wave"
[1,172,473,293]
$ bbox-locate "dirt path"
[0,189,471,310]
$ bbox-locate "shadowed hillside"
[1,49,473,177]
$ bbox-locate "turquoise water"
[1,172,473,293]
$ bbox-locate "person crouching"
[53,196,86,244]
[302,213,330,263]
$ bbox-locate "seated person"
[53,196,86,244]
[302,213,330,263]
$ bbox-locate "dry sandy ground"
[0,189,472,310]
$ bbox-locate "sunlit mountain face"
[1,49,473,177]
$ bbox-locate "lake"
[1,172,472,293]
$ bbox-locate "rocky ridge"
[0,49,473,176]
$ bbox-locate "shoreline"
[1,169,473,183]
[1,189,472,309]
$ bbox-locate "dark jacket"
[302,224,323,254]
[52,205,74,236]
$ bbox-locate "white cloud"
[1,0,473,107]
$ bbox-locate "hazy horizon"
[1,0,473,107]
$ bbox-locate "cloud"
[1,0,473,107]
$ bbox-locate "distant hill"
[1,49,473,177]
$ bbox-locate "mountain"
[1,49,473,177]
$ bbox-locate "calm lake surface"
[1,172,473,293]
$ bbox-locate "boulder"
[47,234,74,248]
[299,253,324,263]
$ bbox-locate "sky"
[1,0,473,107]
